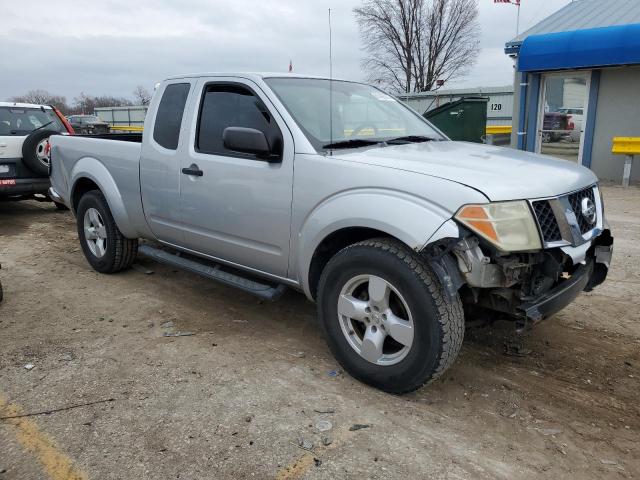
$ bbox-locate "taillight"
[567,115,574,130]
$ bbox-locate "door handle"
[182,165,203,177]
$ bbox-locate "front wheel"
[317,238,464,394]
[76,190,138,273]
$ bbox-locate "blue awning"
[518,23,640,72]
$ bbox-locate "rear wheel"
[317,238,464,394]
[76,190,138,273]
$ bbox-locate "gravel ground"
[0,185,638,479]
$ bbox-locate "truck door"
[140,81,192,245]
[178,78,294,278]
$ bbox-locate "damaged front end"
[449,230,613,331]
[424,219,613,332]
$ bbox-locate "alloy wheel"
[83,208,107,258]
[337,274,414,366]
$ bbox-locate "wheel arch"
[307,226,397,300]
[69,157,138,238]
[297,189,458,300]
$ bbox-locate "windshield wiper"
[31,121,54,133]
[322,135,437,150]
[384,135,437,144]
[322,138,382,150]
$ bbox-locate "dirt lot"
[1,185,639,479]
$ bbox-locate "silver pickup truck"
[49,73,613,393]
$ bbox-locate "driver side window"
[196,84,283,159]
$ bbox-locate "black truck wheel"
[76,190,138,273]
[22,130,55,177]
[317,238,464,394]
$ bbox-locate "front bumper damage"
[518,260,592,325]
[425,228,613,332]
[514,229,613,328]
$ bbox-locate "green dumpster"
[423,96,488,143]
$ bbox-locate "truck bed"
[49,134,148,238]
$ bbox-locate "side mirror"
[223,127,275,160]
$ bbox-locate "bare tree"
[354,0,480,93]
[354,0,422,93]
[9,90,69,112]
[132,85,152,106]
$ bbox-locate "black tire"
[21,130,55,176]
[317,238,464,394]
[76,190,138,273]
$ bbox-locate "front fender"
[70,157,138,238]
[296,188,457,297]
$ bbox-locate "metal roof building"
[506,0,640,53]
[506,0,640,184]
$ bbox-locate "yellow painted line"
[109,125,144,132]
[275,426,348,480]
[0,394,87,480]
[275,452,317,480]
[486,125,512,135]
[612,136,640,155]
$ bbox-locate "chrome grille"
[568,187,596,234]
[532,200,562,243]
[531,185,598,247]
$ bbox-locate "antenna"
[328,8,333,156]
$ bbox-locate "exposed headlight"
[454,201,542,252]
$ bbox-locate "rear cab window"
[153,83,191,150]
[0,107,65,136]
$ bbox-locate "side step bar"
[137,244,287,301]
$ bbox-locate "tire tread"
[319,237,464,394]
[77,190,138,273]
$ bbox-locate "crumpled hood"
[335,141,598,201]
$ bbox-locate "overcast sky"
[0,0,572,102]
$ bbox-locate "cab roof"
[163,72,350,83]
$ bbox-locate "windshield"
[264,78,444,150]
[0,107,65,136]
